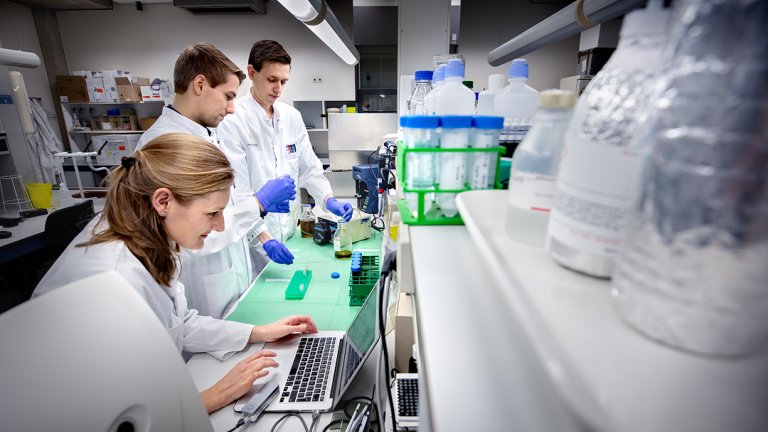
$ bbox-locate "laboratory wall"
[458,0,579,92]
[55,2,356,104]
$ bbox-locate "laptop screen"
[346,286,378,356]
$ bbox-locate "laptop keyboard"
[397,377,419,417]
[280,336,336,403]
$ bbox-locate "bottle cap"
[444,58,465,79]
[439,115,473,129]
[488,74,506,92]
[414,70,433,81]
[508,58,529,79]
[539,89,576,109]
[621,0,671,39]
[406,115,439,129]
[331,272,340,279]
[472,115,504,130]
[433,64,446,83]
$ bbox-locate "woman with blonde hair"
[33,133,317,413]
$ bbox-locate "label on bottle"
[549,139,645,256]
[507,169,556,212]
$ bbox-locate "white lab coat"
[218,98,333,246]
[32,217,253,361]
[137,106,264,318]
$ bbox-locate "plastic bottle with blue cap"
[424,64,446,116]
[407,70,433,115]
[435,59,475,116]
[493,59,539,156]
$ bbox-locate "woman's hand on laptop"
[199,350,278,414]
[250,315,319,343]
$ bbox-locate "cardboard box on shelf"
[56,75,90,103]
[73,71,107,102]
[116,77,150,102]
[139,117,158,131]
[141,79,172,102]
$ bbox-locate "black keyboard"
[397,377,419,417]
[280,336,336,403]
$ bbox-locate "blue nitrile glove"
[254,175,296,215]
[263,239,294,265]
[326,197,353,222]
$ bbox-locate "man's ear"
[191,74,207,95]
[247,64,256,80]
[151,187,173,217]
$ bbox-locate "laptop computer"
[235,286,379,413]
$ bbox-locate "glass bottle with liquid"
[333,220,352,258]
[299,204,315,238]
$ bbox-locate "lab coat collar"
[246,96,284,130]
[162,105,216,138]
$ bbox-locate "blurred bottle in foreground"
[612,0,768,357]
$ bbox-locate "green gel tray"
[285,270,312,300]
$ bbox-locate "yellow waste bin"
[26,183,53,209]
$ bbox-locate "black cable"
[225,417,245,432]
[321,419,344,432]
[377,276,398,432]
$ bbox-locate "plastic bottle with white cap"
[475,74,506,115]
[506,90,576,248]
[547,0,672,277]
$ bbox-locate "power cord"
[269,413,310,432]
[377,272,398,432]
[225,417,245,432]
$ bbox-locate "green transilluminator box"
[285,270,312,300]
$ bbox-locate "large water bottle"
[475,74,506,116]
[493,59,539,157]
[401,115,439,218]
[506,90,576,248]
[435,59,475,115]
[406,70,433,115]
[437,115,472,217]
[547,0,671,278]
[612,0,768,357]
[424,64,446,115]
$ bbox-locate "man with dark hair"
[137,43,296,319]
[219,40,353,272]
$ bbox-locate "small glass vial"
[299,204,315,238]
[333,220,352,258]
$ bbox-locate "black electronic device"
[20,208,48,218]
[312,216,337,245]
[353,163,380,214]
[0,217,21,228]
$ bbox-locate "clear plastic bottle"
[333,220,351,258]
[424,64,446,116]
[493,59,539,157]
[612,0,768,357]
[299,203,315,238]
[406,70,433,115]
[401,115,440,218]
[506,90,576,248]
[547,0,671,278]
[435,59,475,115]
[437,115,472,217]
[469,115,504,190]
[476,74,506,116]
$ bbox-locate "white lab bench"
[408,190,768,432]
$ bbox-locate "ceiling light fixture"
[277,0,360,65]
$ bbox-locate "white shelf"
[70,130,144,135]
[455,190,768,432]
